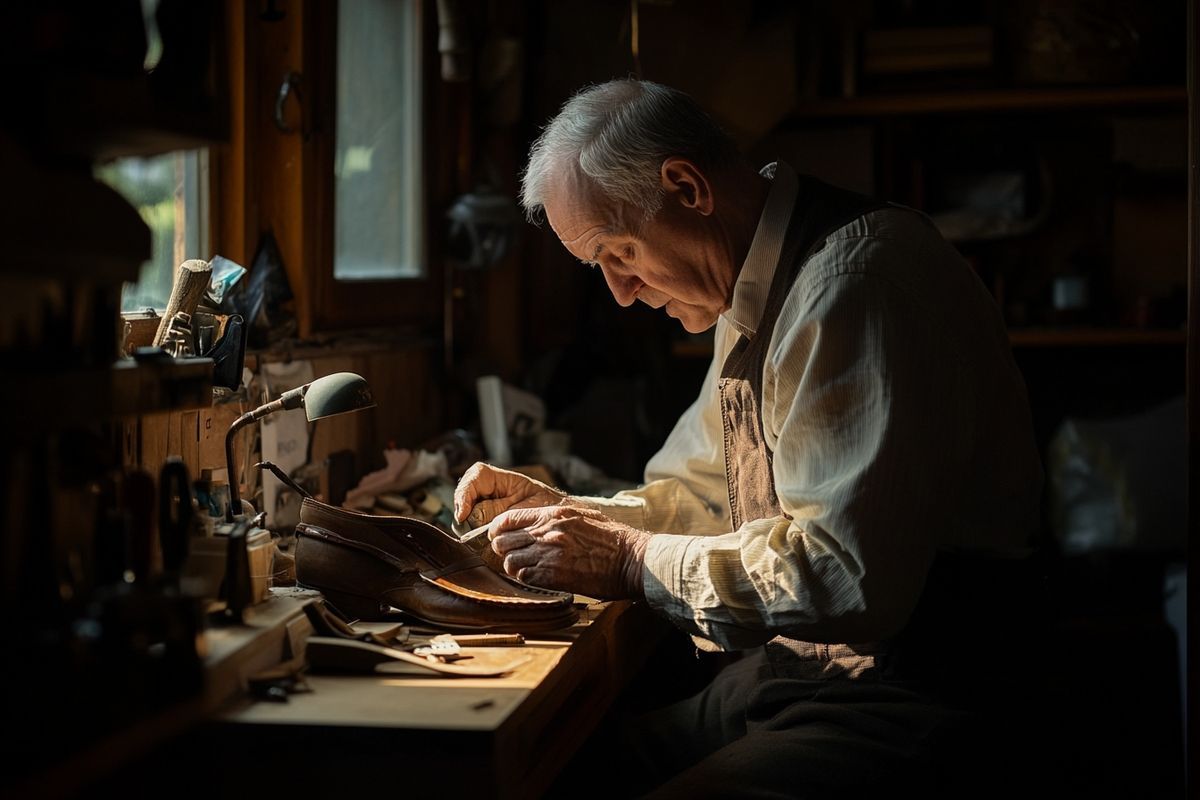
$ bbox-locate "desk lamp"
[224,371,376,521]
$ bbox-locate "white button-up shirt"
[587,162,1044,651]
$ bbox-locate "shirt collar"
[723,161,799,338]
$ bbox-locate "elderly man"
[454,79,1043,795]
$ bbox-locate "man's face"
[543,165,731,333]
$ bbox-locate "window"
[274,0,436,334]
[96,150,210,312]
[333,0,423,280]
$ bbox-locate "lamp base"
[181,521,275,607]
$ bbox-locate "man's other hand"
[453,462,567,526]
[488,506,650,599]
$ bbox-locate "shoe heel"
[311,586,385,621]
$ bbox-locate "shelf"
[1,357,214,435]
[670,327,1187,359]
[70,122,228,163]
[788,85,1186,120]
[40,57,228,162]
[3,157,151,283]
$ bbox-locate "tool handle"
[153,259,212,347]
[222,519,253,622]
[159,457,194,575]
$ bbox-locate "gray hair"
[520,80,739,225]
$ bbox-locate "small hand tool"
[453,520,492,551]
[451,633,525,647]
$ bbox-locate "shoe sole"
[299,582,580,634]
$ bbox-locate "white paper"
[260,360,314,526]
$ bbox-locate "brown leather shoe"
[294,498,578,633]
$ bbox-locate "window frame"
[308,0,442,335]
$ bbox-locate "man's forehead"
[544,166,608,240]
[545,162,598,207]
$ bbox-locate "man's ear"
[660,158,713,215]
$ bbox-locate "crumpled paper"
[344,448,449,510]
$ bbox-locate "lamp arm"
[224,411,255,522]
[223,389,307,521]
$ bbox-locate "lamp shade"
[302,372,376,421]
[224,370,376,521]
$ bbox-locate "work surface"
[219,600,664,798]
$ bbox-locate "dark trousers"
[619,649,971,799]
[579,614,1059,800]
[557,555,1054,798]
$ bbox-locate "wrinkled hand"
[453,462,567,527]
[488,506,650,600]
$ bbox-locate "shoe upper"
[296,497,574,607]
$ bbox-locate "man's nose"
[599,261,640,306]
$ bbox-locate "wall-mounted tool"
[274,71,306,137]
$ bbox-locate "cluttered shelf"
[669,327,1187,360]
[786,84,1186,120]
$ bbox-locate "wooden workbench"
[217,600,665,799]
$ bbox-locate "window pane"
[335,0,423,280]
[97,150,207,312]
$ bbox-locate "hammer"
[152,259,213,348]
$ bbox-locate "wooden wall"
[126,343,443,513]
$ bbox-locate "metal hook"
[275,71,303,134]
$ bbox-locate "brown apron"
[718,176,1039,690]
[719,176,892,681]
